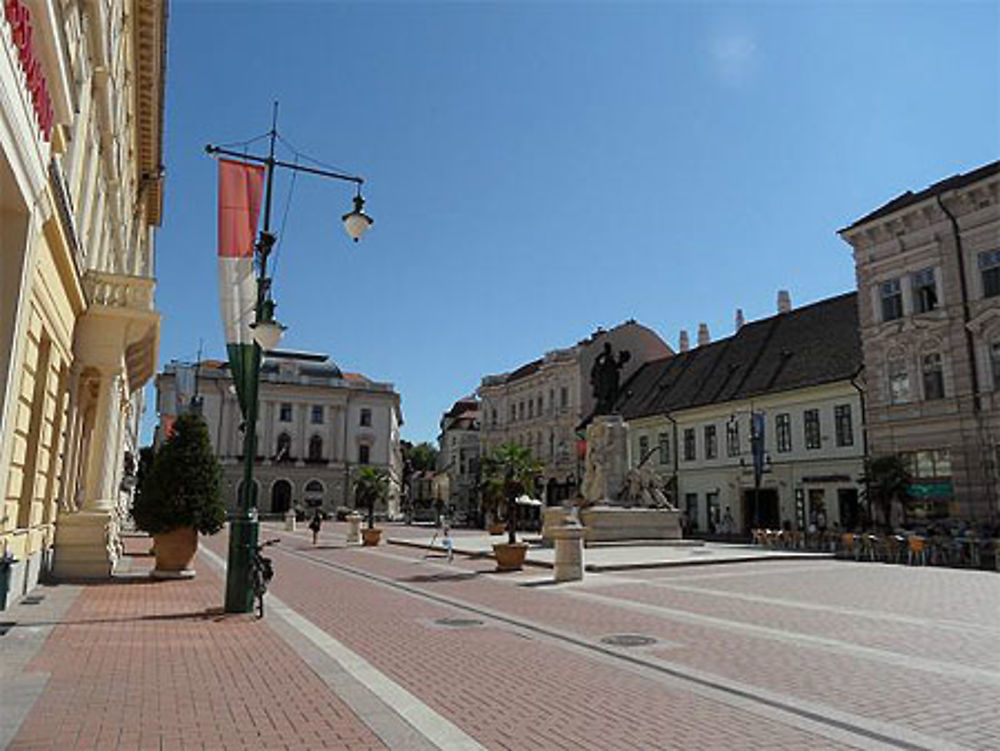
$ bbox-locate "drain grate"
[435,617,484,628]
[0,622,15,636]
[600,634,657,647]
[20,595,44,605]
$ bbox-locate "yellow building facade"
[1,0,166,603]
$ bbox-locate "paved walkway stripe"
[631,579,1000,636]
[201,545,489,751]
[272,542,958,751]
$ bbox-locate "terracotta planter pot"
[493,541,529,571]
[489,522,506,535]
[151,527,197,579]
[361,528,383,547]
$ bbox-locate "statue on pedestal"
[590,343,631,415]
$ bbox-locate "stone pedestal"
[579,506,682,543]
[552,522,585,582]
[541,507,570,546]
[581,415,629,505]
[284,511,297,532]
[346,513,362,545]
[51,511,119,578]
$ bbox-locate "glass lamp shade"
[249,319,285,351]
[342,194,373,242]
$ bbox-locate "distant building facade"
[1,0,167,598]
[477,321,672,504]
[156,352,403,519]
[436,396,480,521]
[840,161,1000,521]
[618,293,866,535]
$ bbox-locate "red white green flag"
[217,158,265,419]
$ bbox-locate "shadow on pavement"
[399,571,482,584]
[4,606,231,628]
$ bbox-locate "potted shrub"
[132,413,227,578]
[482,443,541,571]
[354,466,390,546]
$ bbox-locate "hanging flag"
[217,158,265,419]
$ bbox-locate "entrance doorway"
[271,479,292,514]
[838,488,860,530]
[743,488,779,532]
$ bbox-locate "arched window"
[305,480,324,494]
[276,432,292,462]
[308,435,323,462]
[304,479,324,508]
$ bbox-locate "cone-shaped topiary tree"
[133,412,227,536]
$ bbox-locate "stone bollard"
[284,511,297,532]
[552,521,586,582]
[346,512,362,545]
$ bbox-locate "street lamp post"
[207,106,373,613]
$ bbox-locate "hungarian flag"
[217,158,265,419]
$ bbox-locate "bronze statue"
[590,342,630,415]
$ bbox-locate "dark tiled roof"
[505,358,543,384]
[841,160,1000,232]
[617,292,861,420]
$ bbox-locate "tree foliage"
[409,441,439,472]
[353,465,390,529]
[480,443,542,544]
[863,455,911,529]
[133,413,226,536]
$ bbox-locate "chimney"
[735,308,745,330]
[777,290,792,314]
[697,322,710,347]
[679,330,689,353]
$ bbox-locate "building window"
[889,359,911,404]
[804,409,820,450]
[658,433,669,465]
[775,413,791,453]
[276,432,292,462]
[683,428,696,462]
[638,435,649,463]
[492,408,498,427]
[901,449,951,478]
[991,343,1000,390]
[358,444,370,464]
[279,403,293,422]
[560,386,568,408]
[308,435,323,462]
[834,404,853,447]
[519,401,525,421]
[880,278,903,322]
[510,404,516,422]
[979,249,1000,298]
[912,267,937,313]
[685,493,698,531]
[922,353,945,400]
[726,420,739,457]
[311,405,324,424]
[537,396,543,415]
[704,425,717,460]
[549,389,555,413]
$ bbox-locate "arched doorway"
[271,479,292,514]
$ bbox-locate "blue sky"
[149,0,999,445]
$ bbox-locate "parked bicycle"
[250,538,279,618]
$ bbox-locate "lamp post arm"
[205,145,364,186]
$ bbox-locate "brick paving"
[5,523,999,750]
[4,538,386,751]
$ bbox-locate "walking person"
[443,524,454,563]
[308,509,322,545]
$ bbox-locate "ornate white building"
[477,320,672,503]
[840,161,1000,521]
[1,0,167,600]
[155,351,404,519]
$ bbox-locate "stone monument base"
[579,505,682,544]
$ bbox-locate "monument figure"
[590,343,631,415]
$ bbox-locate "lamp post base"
[224,514,259,613]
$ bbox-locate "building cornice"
[131,0,166,225]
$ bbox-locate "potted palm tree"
[354,466,390,546]
[132,413,227,578]
[482,443,541,571]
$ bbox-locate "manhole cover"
[0,622,15,636]
[600,634,657,647]
[435,617,484,628]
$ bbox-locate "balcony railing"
[83,271,155,312]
